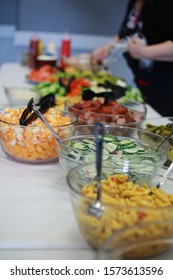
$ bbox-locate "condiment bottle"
[59,32,71,68]
[29,33,43,69]
[46,41,57,57]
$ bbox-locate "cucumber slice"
[87,143,96,151]
[68,149,81,160]
[68,140,75,148]
[73,142,87,150]
[104,134,118,142]
[119,139,135,146]
[120,143,136,149]
[104,142,118,153]
[83,139,94,145]
[84,152,95,163]
[124,148,140,154]
[137,147,146,154]
[102,148,110,160]
[82,140,96,150]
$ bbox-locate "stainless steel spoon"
[31,103,65,145]
[156,130,173,152]
[87,123,105,218]
[156,161,173,188]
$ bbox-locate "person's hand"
[127,37,147,59]
[90,43,113,62]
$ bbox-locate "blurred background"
[0,0,133,84]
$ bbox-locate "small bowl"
[64,53,102,72]
[64,96,147,127]
[98,219,173,260]
[66,162,173,254]
[3,86,40,106]
[57,124,168,173]
[36,55,57,69]
[0,106,77,163]
[141,117,173,162]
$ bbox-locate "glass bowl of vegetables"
[141,117,173,163]
[57,124,169,174]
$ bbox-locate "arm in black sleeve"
[118,0,134,38]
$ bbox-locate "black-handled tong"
[19,93,55,126]
[82,87,126,104]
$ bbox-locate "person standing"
[91,0,173,116]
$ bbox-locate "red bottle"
[60,32,71,68]
[29,34,41,69]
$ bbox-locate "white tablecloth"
[0,63,162,260]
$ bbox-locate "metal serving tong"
[19,94,65,145]
[19,93,55,126]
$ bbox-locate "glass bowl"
[141,117,173,163]
[64,96,147,127]
[64,53,102,72]
[0,106,77,163]
[97,219,173,260]
[3,86,40,106]
[66,162,173,255]
[36,55,57,69]
[57,124,169,173]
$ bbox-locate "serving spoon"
[86,122,105,218]
[156,161,173,188]
[155,130,173,152]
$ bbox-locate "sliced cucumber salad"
[63,134,160,168]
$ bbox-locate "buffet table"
[0,63,162,260]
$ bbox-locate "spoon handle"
[156,130,173,151]
[156,162,173,188]
[94,123,105,202]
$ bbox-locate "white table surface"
[0,63,162,260]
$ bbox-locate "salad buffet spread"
[28,64,144,110]
[1,58,173,260]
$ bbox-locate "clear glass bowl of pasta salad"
[67,162,173,259]
[97,219,173,260]
[0,106,77,163]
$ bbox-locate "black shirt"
[118,0,173,77]
[117,0,173,115]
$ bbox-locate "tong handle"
[19,94,54,126]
